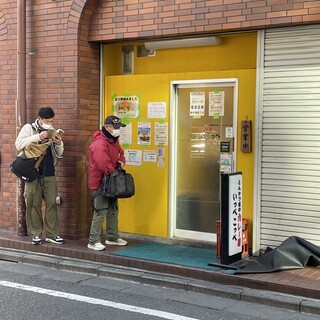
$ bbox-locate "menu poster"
[114,96,139,118]
[137,122,151,145]
[190,92,205,116]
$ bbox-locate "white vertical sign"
[228,174,242,256]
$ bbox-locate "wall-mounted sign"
[220,141,230,153]
[114,95,139,118]
[147,102,166,118]
[241,120,252,152]
[220,154,232,173]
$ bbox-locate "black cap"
[104,115,126,128]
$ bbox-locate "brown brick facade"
[0,0,319,239]
[89,0,320,41]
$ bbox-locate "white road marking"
[0,280,199,320]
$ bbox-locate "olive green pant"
[24,176,59,238]
[89,194,119,245]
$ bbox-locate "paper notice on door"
[190,92,205,117]
[209,91,224,116]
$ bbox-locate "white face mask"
[41,123,53,130]
[110,129,120,137]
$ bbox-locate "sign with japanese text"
[114,95,139,118]
[220,172,243,265]
[209,91,225,116]
[190,92,205,116]
[228,174,242,256]
[241,120,252,152]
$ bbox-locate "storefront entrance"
[170,79,238,243]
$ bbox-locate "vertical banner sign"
[220,173,242,265]
[241,120,252,152]
[228,174,242,256]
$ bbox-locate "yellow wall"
[104,33,257,239]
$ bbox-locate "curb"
[0,247,319,315]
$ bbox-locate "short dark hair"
[38,107,55,119]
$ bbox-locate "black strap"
[38,152,47,186]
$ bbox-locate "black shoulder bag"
[91,168,135,212]
[101,168,135,199]
[10,153,39,182]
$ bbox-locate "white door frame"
[169,78,239,243]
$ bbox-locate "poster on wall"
[190,92,205,117]
[220,154,232,173]
[143,150,157,162]
[114,96,139,118]
[154,122,168,145]
[119,123,132,145]
[157,147,165,168]
[209,91,225,116]
[124,149,142,166]
[147,102,166,118]
[137,122,151,145]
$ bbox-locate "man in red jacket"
[87,115,127,251]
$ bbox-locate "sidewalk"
[0,229,320,314]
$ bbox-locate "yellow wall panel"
[106,70,256,238]
[104,32,257,240]
[104,33,257,76]
[106,74,170,238]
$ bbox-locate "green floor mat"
[112,242,221,271]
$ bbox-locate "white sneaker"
[105,238,127,246]
[87,242,106,251]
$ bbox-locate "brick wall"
[0,0,319,239]
[88,0,320,41]
[0,0,99,239]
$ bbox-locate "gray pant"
[24,176,59,238]
[89,193,119,245]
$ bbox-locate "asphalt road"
[0,259,318,320]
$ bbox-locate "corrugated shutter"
[260,25,320,249]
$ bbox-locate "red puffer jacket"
[88,130,125,190]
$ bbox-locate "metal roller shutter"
[260,25,320,249]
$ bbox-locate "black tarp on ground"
[235,236,320,274]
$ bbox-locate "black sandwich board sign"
[220,172,243,265]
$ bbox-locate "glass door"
[170,79,238,243]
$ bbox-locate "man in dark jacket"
[87,115,127,251]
